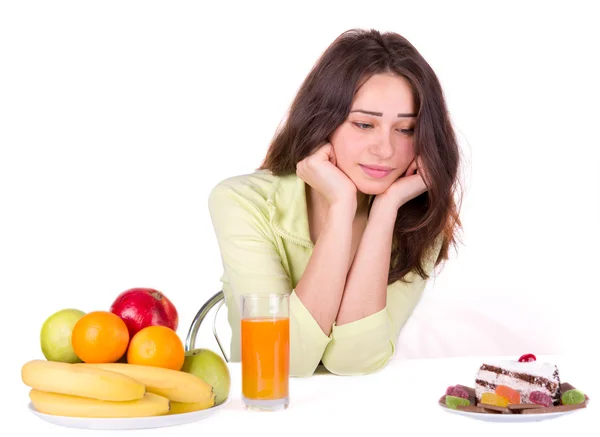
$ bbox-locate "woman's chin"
[352,178,393,196]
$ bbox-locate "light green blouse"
[208,170,442,377]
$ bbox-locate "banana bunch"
[22,360,215,418]
[79,362,215,414]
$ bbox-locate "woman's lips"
[359,164,393,179]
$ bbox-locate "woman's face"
[329,72,417,195]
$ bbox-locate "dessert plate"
[28,400,227,430]
[438,382,589,423]
[439,400,588,423]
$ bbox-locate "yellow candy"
[481,392,509,407]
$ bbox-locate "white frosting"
[481,359,559,380]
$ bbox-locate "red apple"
[109,287,178,338]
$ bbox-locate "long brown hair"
[259,28,463,284]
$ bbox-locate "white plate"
[28,400,227,430]
[439,403,588,423]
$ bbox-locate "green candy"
[446,395,471,409]
[561,389,586,405]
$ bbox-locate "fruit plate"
[28,400,228,430]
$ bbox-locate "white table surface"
[19,354,596,436]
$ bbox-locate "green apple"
[40,308,86,363]
[181,348,231,405]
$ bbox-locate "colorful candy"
[446,385,470,400]
[561,389,586,405]
[445,395,471,409]
[495,385,521,404]
[481,392,509,407]
[529,391,553,407]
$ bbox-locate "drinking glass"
[240,293,289,411]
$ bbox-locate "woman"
[208,28,462,377]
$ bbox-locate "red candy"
[518,353,536,362]
[446,385,470,400]
[530,391,553,407]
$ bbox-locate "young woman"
[208,28,462,377]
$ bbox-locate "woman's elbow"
[321,343,394,376]
[290,359,321,378]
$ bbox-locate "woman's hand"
[296,142,357,208]
[373,156,429,211]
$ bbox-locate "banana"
[22,360,145,401]
[169,393,215,415]
[29,389,170,418]
[78,362,213,403]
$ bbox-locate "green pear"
[40,308,86,363]
[181,348,230,405]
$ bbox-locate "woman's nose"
[370,133,394,159]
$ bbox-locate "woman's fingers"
[317,142,335,164]
[296,141,357,206]
[328,146,337,166]
[404,157,418,177]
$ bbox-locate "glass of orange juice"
[240,293,289,411]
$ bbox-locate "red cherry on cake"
[518,353,536,362]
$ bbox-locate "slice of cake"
[475,353,562,406]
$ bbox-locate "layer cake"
[475,355,561,406]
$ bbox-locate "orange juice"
[241,317,289,400]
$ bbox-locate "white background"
[1,1,599,434]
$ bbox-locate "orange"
[71,311,129,363]
[127,326,185,370]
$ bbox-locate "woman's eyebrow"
[349,109,416,118]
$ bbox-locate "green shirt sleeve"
[208,183,331,378]
[321,236,443,376]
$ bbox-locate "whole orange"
[71,311,129,363]
[127,325,185,370]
